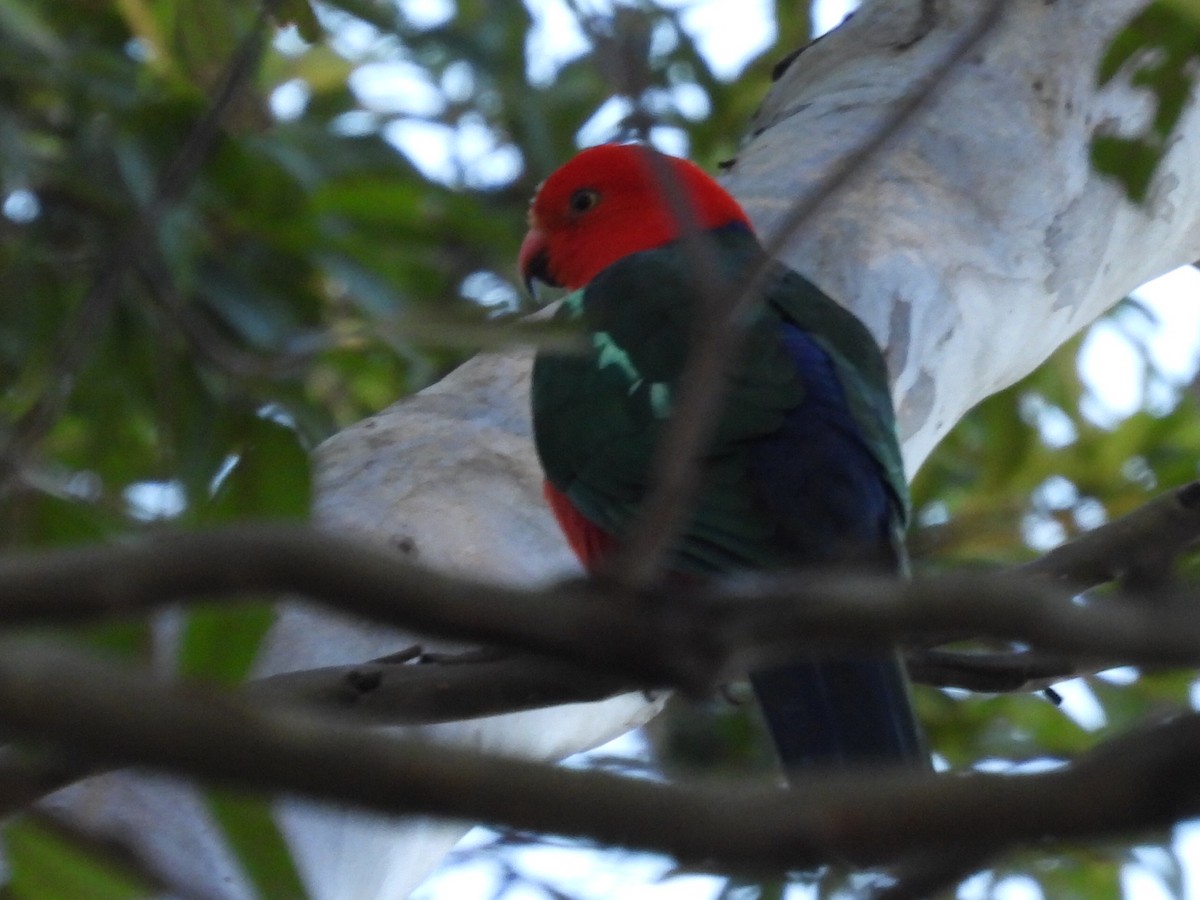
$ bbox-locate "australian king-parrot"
[520,143,926,771]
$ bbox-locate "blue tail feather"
[739,323,925,771]
[749,656,925,770]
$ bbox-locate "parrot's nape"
[523,143,926,772]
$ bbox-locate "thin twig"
[135,254,318,380]
[603,149,746,590]
[571,10,747,590]
[236,647,1108,727]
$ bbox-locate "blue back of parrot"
[745,324,925,767]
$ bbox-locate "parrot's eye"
[568,189,600,214]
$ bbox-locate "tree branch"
[247,480,1200,719]
[2,518,1200,698]
[246,650,634,725]
[3,456,1188,833]
[3,643,1200,877]
[1018,481,1200,587]
[903,648,1081,694]
[0,642,1079,819]
[0,481,1193,737]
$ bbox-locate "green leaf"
[10,493,118,549]
[204,414,313,522]
[272,0,322,44]
[178,602,276,684]
[1090,135,1160,205]
[5,815,161,900]
[1093,1,1200,202]
[172,0,257,86]
[206,790,308,900]
[181,413,305,684]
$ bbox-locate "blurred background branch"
[0,4,274,494]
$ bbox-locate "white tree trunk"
[263,352,668,900]
[733,0,1200,471]
[47,0,1200,896]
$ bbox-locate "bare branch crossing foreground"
[0,484,1194,881]
[248,481,1200,719]
[1,643,1200,880]
[2,481,1200,697]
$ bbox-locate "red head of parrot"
[518,143,751,294]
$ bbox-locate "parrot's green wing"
[532,225,907,574]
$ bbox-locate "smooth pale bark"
[263,354,668,900]
[733,0,1200,471]
[47,0,1200,897]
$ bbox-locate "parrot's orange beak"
[518,226,556,297]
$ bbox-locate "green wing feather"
[764,266,911,529]
[531,226,908,575]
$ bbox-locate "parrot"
[520,143,926,771]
